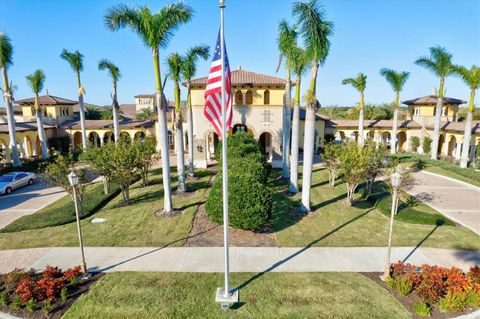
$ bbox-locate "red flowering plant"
[414,265,448,304]
[64,266,82,285]
[390,262,421,288]
[15,277,38,303]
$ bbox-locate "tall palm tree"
[0,32,20,166]
[276,19,297,180]
[60,49,87,150]
[293,0,334,212]
[104,3,192,213]
[181,44,210,177]
[98,59,121,143]
[288,46,308,193]
[415,46,454,159]
[136,108,155,121]
[380,68,410,154]
[453,65,480,168]
[25,70,49,159]
[342,73,367,146]
[166,52,187,192]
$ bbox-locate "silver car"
[0,172,36,195]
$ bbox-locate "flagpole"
[219,0,230,299]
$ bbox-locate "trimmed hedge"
[0,157,54,175]
[1,182,120,233]
[206,132,272,230]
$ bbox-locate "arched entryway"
[73,132,82,150]
[168,130,174,149]
[397,132,407,151]
[259,132,273,161]
[134,131,146,141]
[119,131,132,143]
[103,131,114,144]
[88,132,101,147]
[233,124,248,134]
[382,132,391,148]
[447,135,456,156]
[367,131,375,141]
[437,134,445,155]
[206,131,219,161]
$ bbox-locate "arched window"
[263,90,270,105]
[246,90,253,104]
[234,90,243,105]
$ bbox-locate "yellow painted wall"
[191,87,284,106]
[415,104,458,116]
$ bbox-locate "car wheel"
[5,187,12,194]
[28,179,34,185]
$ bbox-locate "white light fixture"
[68,171,78,186]
[391,172,402,188]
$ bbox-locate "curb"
[420,170,480,190]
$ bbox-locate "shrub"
[0,291,10,305]
[385,277,396,289]
[439,291,469,312]
[410,136,420,152]
[395,277,414,296]
[5,268,32,291]
[468,266,480,285]
[15,276,37,302]
[11,295,22,310]
[25,298,37,312]
[422,136,432,154]
[64,266,82,285]
[466,290,480,308]
[413,301,431,317]
[416,265,447,304]
[61,287,68,302]
[42,300,52,315]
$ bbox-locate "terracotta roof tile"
[60,119,154,129]
[327,119,421,129]
[426,121,480,133]
[402,95,466,106]
[16,94,77,105]
[186,69,288,87]
[0,121,55,133]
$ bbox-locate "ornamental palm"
[181,44,210,177]
[380,68,410,154]
[166,52,187,192]
[0,32,20,166]
[25,70,49,159]
[288,46,308,194]
[415,46,455,159]
[60,49,88,150]
[293,0,333,212]
[277,19,298,180]
[98,59,122,143]
[453,65,480,168]
[104,2,192,213]
[342,73,367,146]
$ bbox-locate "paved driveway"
[0,183,66,229]
[407,171,480,235]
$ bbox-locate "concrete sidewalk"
[0,246,478,274]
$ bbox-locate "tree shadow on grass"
[233,208,373,295]
[402,220,444,263]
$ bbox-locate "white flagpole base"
[215,288,239,310]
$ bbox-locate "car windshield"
[0,175,14,183]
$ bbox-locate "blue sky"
[1,0,479,108]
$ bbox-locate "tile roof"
[402,95,466,106]
[187,69,288,87]
[293,108,327,121]
[60,119,154,129]
[426,121,480,133]
[326,119,422,129]
[0,121,55,133]
[16,94,77,105]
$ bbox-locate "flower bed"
[387,262,480,317]
[0,266,100,318]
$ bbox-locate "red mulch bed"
[361,272,476,319]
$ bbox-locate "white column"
[32,139,38,157]
[443,138,449,157]
[455,143,462,160]
[23,137,31,158]
[5,144,11,163]
[18,142,26,158]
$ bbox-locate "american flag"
[204,31,232,138]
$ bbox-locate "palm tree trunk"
[391,108,399,155]
[358,92,365,146]
[77,73,88,150]
[282,70,291,179]
[153,49,173,213]
[430,79,445,159]
[35,107,49,159]
[187,83,195,177]
[1,68,20,166]
[112,83,120,143]
[460,89,475,168]
[300,61,319,212]
[175,119,186,192]
[289,77,301,193]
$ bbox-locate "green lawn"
[0,169,212,249]
[273,167,480,250]
[63,272,410,319]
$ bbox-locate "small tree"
[132,137,159,187]
[80,146,113,195]
[385,165,415,215]
[423,136,433,154]
[410,136,420,153]
[323,143,342,187]
[364,143,390,197]
[339,142,369,206]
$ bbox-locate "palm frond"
[60,49,84,72]
[453,65,480,90]
[380,68,409,92]
[415,46,454,78]
[165,52,184,83]
[98,58,121,82]
[0,32,13,68]
[289,46,308,77]
[342,73,366,93]
[181,44,210,80]
[25,69,46,94]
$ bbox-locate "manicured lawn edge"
[1,182,121,233]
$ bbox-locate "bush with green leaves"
[339,141,369,205]
[323,143,342,187]
[410,136,420,152]
[422,136,433,154]
[206,132,271,230]
[413,301,431,317]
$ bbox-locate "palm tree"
[166,52,187,192]
[101,107,124,121]
[85,106,102,120]
[0,32,20,166]
[277,19,298,180]
[293,0,334,212]
[288,46,308,193]
[104,2,192,213]
[453,65,480,168]
[380,68,410,154]
[136,108,155,121]
[98,59,122,143]
[181,45,210,177]
[415,46,454,159]
[342,73,367,146]
[25,70,49,159]
[60,49,88,150]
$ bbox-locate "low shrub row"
[0,157,55,175]
[387,262,480,316]
[0,182,121,233]
[206,132,272,230]
[0,265,82,316]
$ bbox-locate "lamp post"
[68,171,87,274]
[381,172,402,281]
